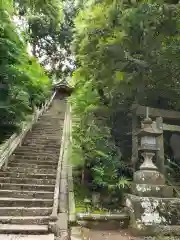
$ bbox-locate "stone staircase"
[0,98,66,235]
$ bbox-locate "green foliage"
[14,0,75,79]
[15,0,63,22]
[0,0,51,142]
[71,0,180,197]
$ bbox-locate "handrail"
[50,101,71,220]
[68,104,76,222]
[0,91,57,169]
[59,103,71,213]
[50,103,67,220]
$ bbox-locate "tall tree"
[70,0,180,191]
[0,0,51,141]
[14,0,75,79]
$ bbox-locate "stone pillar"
[125,114,180,236]
[131,114,139,171]
[156,117,165,174]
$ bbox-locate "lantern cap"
[137,117,162,137]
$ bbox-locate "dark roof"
[53,80,74,95]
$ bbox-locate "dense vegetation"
[14,0,75,78]
[1,0,180,207]
[70,0,180,205]
[0,0,54,142]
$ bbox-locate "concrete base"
[125,194,180,236]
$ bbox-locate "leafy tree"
[0,0,51,142]
[14,0,75,79]
[71,0,180,199]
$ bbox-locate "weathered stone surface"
[0,234,54,240]
[0,98,67,235]
[57,213,68,230]
[69,191,76,223]
[0,224,49,234]
[130,224,180,236]
[125,194,180,235]
[131,183,173,197]
[68,164,76,223]
[76,213,129,230]
[76,213,128,221]
[133,170,165,185]
[71,227,143,240]
[77,220,129,231]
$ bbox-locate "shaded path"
[81,229,141,240]
[71,227,144,240]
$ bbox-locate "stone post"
[156,117,164,174]
[131,113,139,171]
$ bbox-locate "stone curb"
[70,227,82,240]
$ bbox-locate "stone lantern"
[125,107,177,236]
[133,108,165,185]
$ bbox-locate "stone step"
[39,116,64,120]
[23,139,60,145]
[14,149,59,155]
[23,138,60,143]
[22,143,60,148]
[27,132,60,136]
[0,177,56,185]
[30,131,61,135]
[0,207,52,216]
[0,225,50,235]
[9,159,58,165]
[0,183,55,192]
[39,117,63,120]
[33,124,62,128]
[11,155,58,161]
[6,167,57,175]
[0,189,53,199]
[30,129,61,132]
[0,172,56,180]
[25,134,60,138]
[13,152,58,157]
[8,163,57,170]
[33,122,62,126]
[0,198,53,207]
[31,126,61,129]
[26,135,60,139]
[37,121,63,125]
[23,142,61,147]
[21,145,60,150]
[23,136,60,141]
[34,126,61,130]
[0,216,50,225]
[31,129,61,132]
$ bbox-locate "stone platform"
[126,194,180,236]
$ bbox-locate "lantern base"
[133,169,165,185]
[131,183,173,198]
[125,193,180,236]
